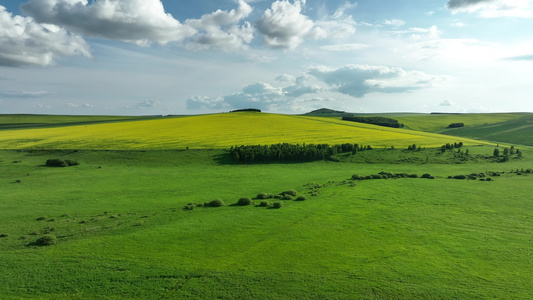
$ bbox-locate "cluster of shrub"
[230,108,261,113]
[447,123,465,128]
[229,143,372,163]
[447,173,494,181]
[351,172,435,180]
[256,190,307,201]
[341,116,404,128]
[45,159,79,167]
[184,199,225,210]
[183,190,306,211]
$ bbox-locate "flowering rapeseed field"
[0,113,484,150]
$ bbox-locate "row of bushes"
[448,123,465,128]
[45,159,79,167]
[341,116,404,128]
[351,172,434,180]
[184,190,306,211]
[229,143,372,163]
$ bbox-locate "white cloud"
[256,0,314,49]
[0,5,90,67]
[185,0,254,52]
[320,43,369,51]
[283,76,322,97]
[20,0,196,46]
[224,82,286,110]
[446,0,533,18]
[186,96,226,110]
[440,99,454,106]
[66,102,93,108]
[308,64,444,98]
[384,19,407,27]
[135,98,160,108]
[275,74,296,83]
[38,104,52,110]
[0,90,51,98]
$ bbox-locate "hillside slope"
[0,112,488,150]
[440,115,533,146]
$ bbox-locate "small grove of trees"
[45,159,79,167]
[230,143,373,163]
[230,108,261,113]
[342,116,404,128]
[407,144,423,151]
[494,146,522,162]
[447,123,465,128]
[440,142,463,153]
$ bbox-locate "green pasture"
[440,115,533,146]
[394,113,529,133]
[1,145,533,299]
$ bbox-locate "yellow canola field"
[0,113,488,150]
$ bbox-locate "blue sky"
[1,0,532,115]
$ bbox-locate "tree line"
[341,116,404,128]
[229,143,372,163]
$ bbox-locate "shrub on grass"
[421,173,432,179]
[36,216,47,221]
[0,233,8,238]
[351,174,362,180]
[273,194,282,199]
[282,194,293,200]
[65,160,79,166]
[296,196,307,201]
[282,190,297,197]
[408,174,419,178]
[272,202,282,209]
[237,197,253,206]
[45,159,68,167]
[208,199,225,207]
[35,235,57,246]
[184,204,196,211]
[453,175,467,180]
[256,193,269,199]
[486,178,493,181]
[259,200,270,207]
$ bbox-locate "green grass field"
[1,113,533,299]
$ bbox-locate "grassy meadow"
[1,112,533,299]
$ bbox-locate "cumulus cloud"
[135,98,160,108]
[224,82,286,110]
[256,0,314,49]
[0,5,90,67]
[313,1,357,40]
[283,76,321,97]
[446,0,533,17]
[184,0,254,52]
[309,65,443,98]
[186,96,226,110]
[188,82,302,111]
[20,0,196,46]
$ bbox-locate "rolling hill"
[0,112,489,150]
